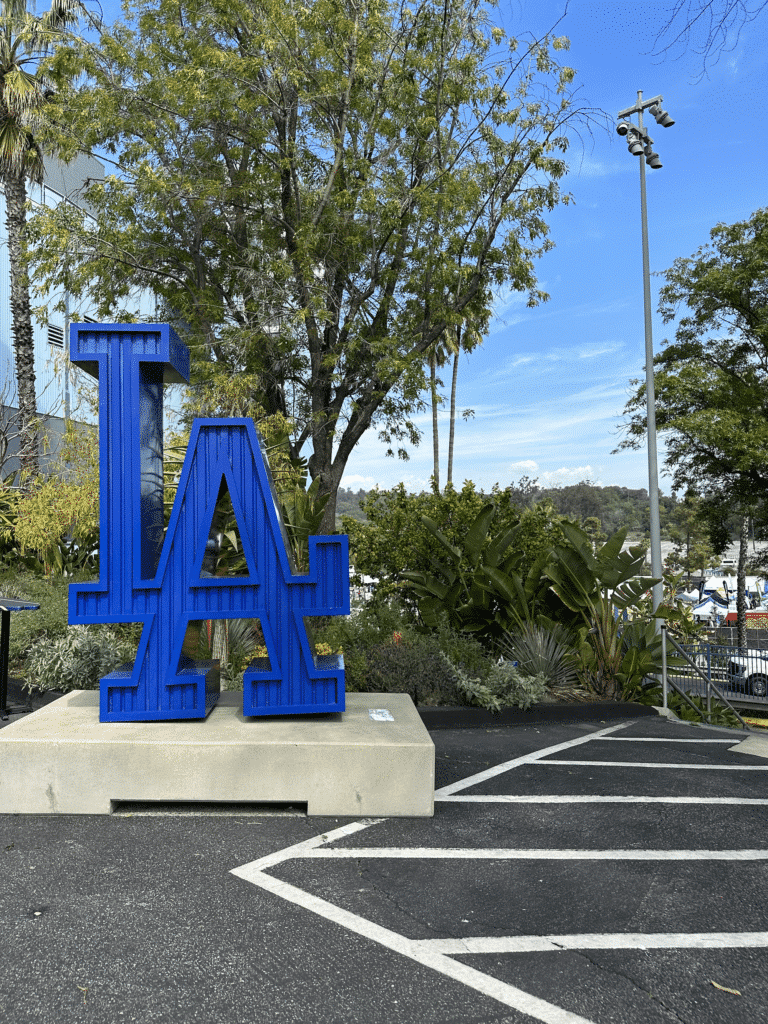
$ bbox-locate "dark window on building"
[48,323,64,348]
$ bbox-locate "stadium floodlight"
[644,144,662,169]
[614,89,676,675]
[626,130,644,156]
[649,104,675,128]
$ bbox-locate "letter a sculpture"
[69,323,349,722]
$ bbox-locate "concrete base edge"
[0,690,435,817]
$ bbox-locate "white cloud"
[542,466,602,487]
[578,343,622,360]
[509,460,539,473]
[341,474,377,489]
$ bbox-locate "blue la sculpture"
[68,323,348,723]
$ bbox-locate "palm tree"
[446,321,481,488]
[0,0,95,480]
[426,328,459,493]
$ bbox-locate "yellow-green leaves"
[28,0,590,526]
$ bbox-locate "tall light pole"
[616,91,674,623]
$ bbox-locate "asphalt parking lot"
[2,708,768,1024]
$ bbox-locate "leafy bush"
[445,655,549,712]
[24,624,136,693]
[14,422,100,575]
[343,482,566,606]
[316,602,494,702]
[2,573,73,668]
[635,682,742,727]
[497,622,580,691]
[362,634,465,706]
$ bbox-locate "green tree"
[343,480,566,605]
[620,207,768,643]
[0,0,96,480]
[665,491,717,582]
[31,0,595,530]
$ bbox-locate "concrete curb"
[417,701,658,729]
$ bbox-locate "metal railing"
[660,625,748,729]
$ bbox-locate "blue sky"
[340,1,768,496]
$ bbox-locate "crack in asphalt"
[566,948,692,1024]
[356,862,444,937]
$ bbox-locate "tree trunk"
[3,170,39,481]
[737,514,748,650]
[447,348,459,487]
[430,352,439,492]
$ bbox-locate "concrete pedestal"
[0,691,434,817]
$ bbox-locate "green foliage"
[508,476,679,541]
[2,573,72,668]
[334,487,368,525]
[497,622,580,691]
[446,655,549,713]
[402,501,546,644]
[344,482,565,608]
[24,624,135,693]
[31,0,594,528]
[13,422,99,574]
[665,492,717,577]
[620,207,768,513]
[635,683,742,728]
[541,522,681,699]
[363,636,465,708]
[192,618,265,691]
[315,601,493,704]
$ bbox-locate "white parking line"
[304,847,768,860]
[435,722,632,796]
[594,737,733,743]
[413,932,768,954]
[230,720,767,1024]
[233,818,378,875]
[233,866,597,1024]
[437,794,768,804]
[533,760,768,769]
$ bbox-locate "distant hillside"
[335,479,677,539]
[335,486,369,524]
[534,481,677,539]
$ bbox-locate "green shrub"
[316,602,496,703]
[1,573,73,668]
[445,655,549,712]
[635,683,742,727]
[24,624,136,693]
[497,622,580,691]
[361,634,465,706]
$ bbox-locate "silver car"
[726,650,768,698]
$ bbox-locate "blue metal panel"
[68,322,348,722]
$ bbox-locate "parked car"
[726,649,768,698]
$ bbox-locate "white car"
[726,650,768,698]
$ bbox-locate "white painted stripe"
[232,868,596,1024]
[594,737,733,743]
[413,932,768,954]
[435,722,632,796]
[233,818,380,874]
[303,847,768,860]
[533,760,768,769]
[436,794,768,805]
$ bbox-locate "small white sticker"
[368,709,394,722]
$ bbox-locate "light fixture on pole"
[616,90,674,633]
